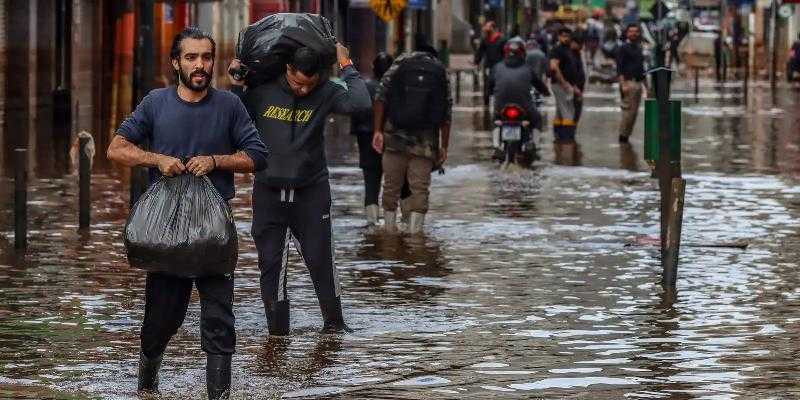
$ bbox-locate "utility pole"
[770,0,778,90]
[130,0,155,207]
[54,0,73,174]
[648,0,685,288]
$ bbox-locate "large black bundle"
[235,13,336,87]
[124,174,237,278]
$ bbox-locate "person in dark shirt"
[489,38,551,162]
[349,53,412,225]
[475,20,507,105]
[489,38,551,125]
[616,23,648,143]
[107,27,269,400]
[474,20,507,71]
[713,33,728,82]
[228,44,371,338]
[570,34,587,123]
[787,33,800,82]
[549,27,580,141]
[350,53,393,225]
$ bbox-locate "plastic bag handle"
[180,156,190,170]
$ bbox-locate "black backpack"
[387,55,448,130]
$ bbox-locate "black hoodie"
[238,65,370,189]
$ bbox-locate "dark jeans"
[140,272,235,358]
[363,168,382,206]
[356,130,410,207]
[573,98,584,123]
[251,180,340,306]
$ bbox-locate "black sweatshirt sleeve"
[330,65,372,114]
[229,97,270,171]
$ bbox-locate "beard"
[178,66,213,92]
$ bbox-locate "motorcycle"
[492,103,535,167]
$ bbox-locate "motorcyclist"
[489,38,551,161]
[490,38,550,123]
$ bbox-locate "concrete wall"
[34,0,55,176]
[0,0,6,171]
[3,0,31,173]
[73,0,96,141]
[790,9,800,50]
[197,0,249,89]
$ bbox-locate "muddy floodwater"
[2,78,800,399]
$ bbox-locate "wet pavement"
[2,76,800,399]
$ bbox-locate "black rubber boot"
[206,354,232,400]
[265,300,290,336]
[319,297,352,333]
[137,351,163,394]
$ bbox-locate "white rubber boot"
[384,211,398,232]
[365,205,380,225]
[400,198,411,225]
[407,212,426,234]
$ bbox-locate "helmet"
[503,39,526,59]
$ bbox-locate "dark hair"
[558,27,573,36]
[373,52,394,79]
[625,23,640,35]
[169,27,216,61]
[290,47,322,76]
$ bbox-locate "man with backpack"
[371,45,452,234]
[228,42,370,336]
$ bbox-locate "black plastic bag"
[234,13,336,87]
[124,174,237,278]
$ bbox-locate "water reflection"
[619,143,639,172]
[553,139,582,167]
[254,335,343,380]
[2,80,800,399]
[352,233,450,302]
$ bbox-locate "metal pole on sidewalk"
[653,65,684,288]
[655,69,671,251]
[131,0,155,207]
[455,70,461,104]
[769,0,777,90]
[54,0,72,173]
[79,136,91,229]
[14,149,28,249]
[744,41,749,105]
[663,177,686,287]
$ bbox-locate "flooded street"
[2,78,800,399]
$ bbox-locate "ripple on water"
[2,83,800,398]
